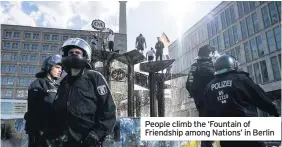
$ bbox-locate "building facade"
[1,24,127,117]
[168,1,281,117]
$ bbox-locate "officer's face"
[68,48,83,57]
[50,65,62,78]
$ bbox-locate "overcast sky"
[1,1,221,55]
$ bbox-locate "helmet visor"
[49,55,62,65]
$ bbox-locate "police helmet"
[195,44,215,60]
[35,54,62,78]
[214,55,239,75]
[61,38,92,69]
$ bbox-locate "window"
[268,2,279,24]
[266,30,276,53]
[235,46,242,63]
[1,78,6,85]
[51,46,57,52]
[230,5,236,23]
[4,42,10,49]
[223,31,229,48]
[273,26,281,50]
[207,23,212,38]
[44,34,50,40]
[29,67,36,73]
[16,90,28,98]
[9,65,15,73]
[217,35,223,51]
[246,15,254,36]
[260,60,269,82]
[32,44,39,50]
[254,63,262,84]
[23,43,30,50]
[25,33,31,39]
[41,56,47,63]
[262,5,271,28]
[277,1,281,18]
[42,45,49,51]
[225,8,231,26]
[221,12,227,29]
[13,32,20,39]
[52,35,58,41]
[1,65,7,72]
[5,90,12,98]
[21,55,29,61]
[33,33,39,40]
[247,65,255,81]
[271,56,281,80]
[237,1,244,18]
[2,54,9,61]
[12,42,19,49]
[232,25,239,43]
[63,36,68,41]
[7,78,14,85]
[252,13,260,33]
[243,1,250,15]
[244,42,252,62]
[249,38,258,60]
[256,36,264,57]
[215,17,219,33]
[20,66,28,73]
[249,1,256,11]
[228,28,234,46]
[5,31,12,38]
[30,55,37,62]
[240,19,248,39]
[19,78,25,85]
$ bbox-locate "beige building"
[1,24,127,116]
[168,1,281,117]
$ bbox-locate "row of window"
[241,12,260,40]
[223,24,239,48]
[261,2,281,29]
[3,30,95,42]
[1,65,37,74]
[3,42,60,52]
[220,4,236,30]
[1,54,48,63]
[243,35,264,62]
[1,77,35,86]
[1,89,28,99]
[237,1,257,18]
[247,54,281,84]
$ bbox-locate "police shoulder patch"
[97,85,107,95]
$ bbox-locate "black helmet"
[195,44,215,60]
[35,54,62,78]
[214,55,239,75]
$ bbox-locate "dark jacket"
[186,59,215,108]
[204,71,279,117]
[155,41,164,52]
[53,70,116,142]
[25,78,59,135]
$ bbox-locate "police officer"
[204,55,280,147]
[25,54,63,147]
[53,38,116,147]
[186,44,215,147]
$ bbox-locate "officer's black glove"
[84,131,100,147]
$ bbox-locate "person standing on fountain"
[53,38,116,147]
[186,44,215,147]
[136,34,147,54]
[108,30,115,52]
[146,47,156,62]
[155,37,165,61]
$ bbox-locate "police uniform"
[203,55,279,147]
[25,55,62,147]
[53,38,117,147]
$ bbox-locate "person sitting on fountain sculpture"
[146,47,156,62]
[136,34,147,54]
[155,37,165,61]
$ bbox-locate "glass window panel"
[246,15,254,36]
[254,63,262,84]
[262,5,271,28]
[241,20,248,39]
[244,42,252,62]
[271,56,281,80]
[260,60,269,82]
[268,2,279,24]
[250,38,259,60]
[266,30,277,53]
[252,12,260,33]
[273,26,281,50]
[256,36,264,57]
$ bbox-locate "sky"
[0,1,221,56]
